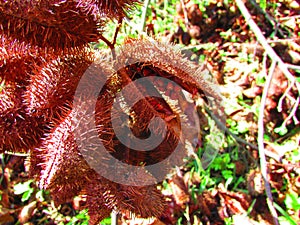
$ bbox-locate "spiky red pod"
[0,83,20,115]
[116,38,221,101]
[0,72,49,153]
[29,109,94,206]
[78,0,140,20]
[0,34,57,153]
[118,184,166,218]
[95,82,184,180]
[23,50,93,119]
[93,38,221,182]
[85,177,119,225]
[0,34,52,84]
[0,85,48,153]
[84,172,166,224]
[0,0,106,50]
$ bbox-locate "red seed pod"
[95,73,181,171]
[118,184,166,218]
[142,67,154,77]
[104,37,221,182]
[0,0,106,51]
[0,33,52,84]
[29,108,94,205]
[0,34,56,153]
[117,38,221,101]
[0,81,48,153]
[94,0,141,20]
[84,177,117,225]
[23,49,93,119]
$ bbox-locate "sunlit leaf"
[13,180,33,195]
[285,193,300,210]
[259,0,267,11]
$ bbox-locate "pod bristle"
[0,0,106,51]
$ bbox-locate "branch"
[139,0,151,32]
[203,105,258,150]
[235,0,300,92]
[180,0,190,29]
[3,151,29,157]
[248,0,285,37]
[258,59,280,225]
[282,96,300,125]
[111,211,119,225]
[286,63,300,71]
[235,1,285,224]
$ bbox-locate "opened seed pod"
[93,37,221,183]
[0,0,106,50]
[95,79,185,181]
[117,38,221,100]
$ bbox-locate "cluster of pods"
[0,1,220,223]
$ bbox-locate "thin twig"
[235,1,282,224]
[248,0,285,37]
[278,80,295,112]
[238,0,300,133]
[286,63,300,71]
[139,0,151,32]
[262,52,268,76]
[236,0,300,92]
[257,60,279,225]
[4,151,29,157]
[111,211,119,225]
[99,34,116,58]
[180,0,189,29]
[267,38,298,44]
[98,18,124,59]
[204,105,258,150]
[282,96,300,125]
[279,15,300,21]
[112,18,123,47]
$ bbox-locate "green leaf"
[264,134,271,141]
[256,72,266,85]
[14,180,33,195]
[274,125,288,136]
[35,190,45,202]
[21,189,34,202]
[274,202,297,225]
[76,210,89,220]
[222,170,233,180]
[101,217,111,225]
[285,193,300,210]
[259,0,267,11]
